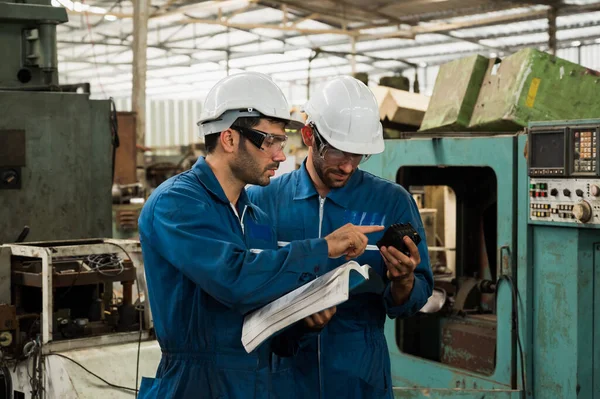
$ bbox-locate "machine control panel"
[529,178,600,224]
[572,128,597,174]
[528,121,600,224]
[528,124,599,177]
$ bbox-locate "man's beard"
[231,139,279,186]
[312,154,354,189]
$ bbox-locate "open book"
[241,261,385,353]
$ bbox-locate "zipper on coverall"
[317,196,325,399]
[230,203,247,236]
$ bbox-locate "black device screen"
[530,131,565,168]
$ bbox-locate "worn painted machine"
[0,239,159,398]
[0,1,160,397]
[0,0,113,244]
[363,119,600,398]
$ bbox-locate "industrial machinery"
[0,239,158,398]
[362,119,599,398]
[0,1,161,397]
[0,0,113,244]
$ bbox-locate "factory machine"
[363,119,599,398]
[0,1,159,397]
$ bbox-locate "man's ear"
[219,129,237,153]
[300,125,314,147]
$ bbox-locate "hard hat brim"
[324,131,385,155]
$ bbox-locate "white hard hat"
[197,72,304,138]
[304,76,384,155]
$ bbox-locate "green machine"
[0,0,113,244]
[362,119,599,398]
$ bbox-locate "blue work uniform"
[137,157,330,399]
[247,161,434,399]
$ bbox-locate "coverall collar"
[294,159,362,209]
[192,157,252,209]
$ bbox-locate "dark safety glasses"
[231,125,288,155]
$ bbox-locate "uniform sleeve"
[383,194,434,319]
[146,188,329,315]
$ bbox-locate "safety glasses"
[311,124,371,165]
[231,125,288,155]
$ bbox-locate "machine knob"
[573,201,592,223]
[563,189,571,196]
[576,189,584,197]
[1,170,17,185]
[591,185,600,197]
[550,188,558,196]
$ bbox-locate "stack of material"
[372,85,430,128]
[418,54,489,132]
[420,48,600,132]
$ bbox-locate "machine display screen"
[530,131,565,168]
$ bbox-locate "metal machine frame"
[363,133,527,398]
[1,239,153,354]
[364,121,599,398]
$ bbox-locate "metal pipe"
[548,7,558,56]
[132,0,150,182]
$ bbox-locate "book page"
[241,261,366,353]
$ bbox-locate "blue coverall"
[137,157,331,398]
[247,161,434,399]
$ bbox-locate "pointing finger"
[355,225,385,234]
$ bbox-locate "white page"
[242,261,370,353]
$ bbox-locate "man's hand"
[325,223,384,260]
[304,306,337,330]
[380,236,421,305]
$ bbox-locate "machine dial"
[550,188,558,196]
[591,185,600,197]
[576,189,584,197]
[572,201,593,223]
[563,189,571,196]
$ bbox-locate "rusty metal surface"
[6,239,142,258]
[441,315,497,376]
[0,246,10,303]
[116,209,140,231]
[114,112,137,185]
[11,267,136,288]
[0,129,25,166]
[0,304,17,331]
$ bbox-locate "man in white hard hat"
[247,75,434,399]
[137,72,383,399]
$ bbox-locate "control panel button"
[591,185,599,197]
[550,188,558,196]
[573,201,592,223]
[576,189,584,197]
[563,189,571,196]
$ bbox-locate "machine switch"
[563,189,571,196]
[550,188,558,196]
[576,189,584,197]
[573,201,592,223]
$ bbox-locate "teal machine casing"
[361,120,600,398]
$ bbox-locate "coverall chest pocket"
[276,226,304,242]
[244,217,275,249]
